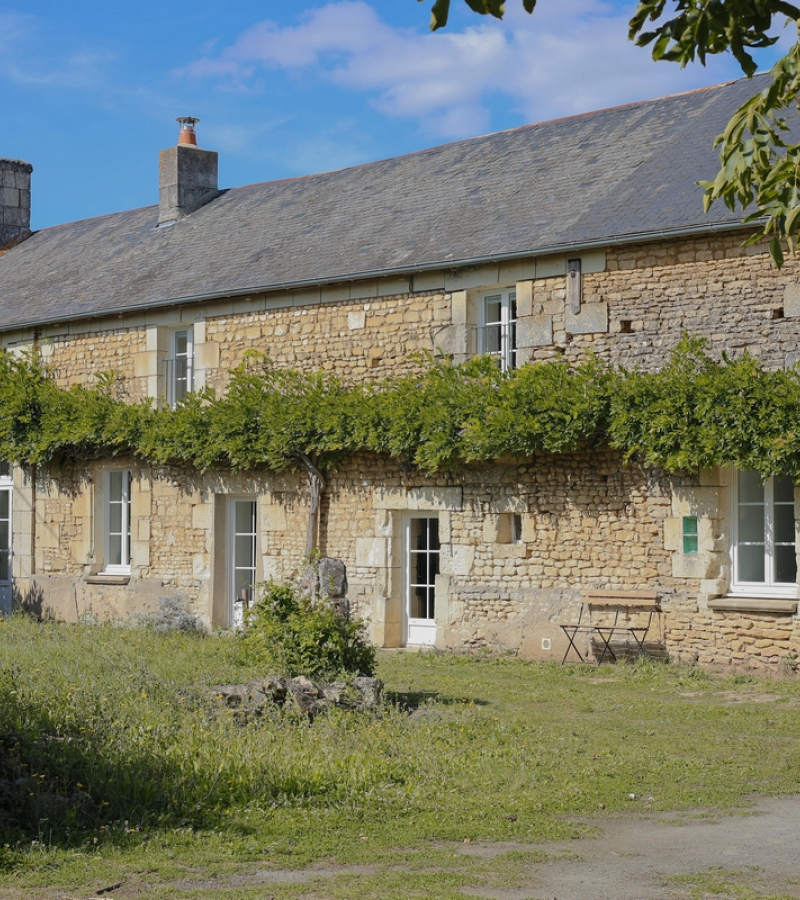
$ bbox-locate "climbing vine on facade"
[1,336,800,483]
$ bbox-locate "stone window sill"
[85,574,131,586]
[707,596,798,614]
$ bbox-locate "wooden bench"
[560,590,661,664]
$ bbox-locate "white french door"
[0,472,11,615]
[230,498,257,628]
[405,515,440,646]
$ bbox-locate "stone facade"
[5,229,800,669]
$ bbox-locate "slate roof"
[0,74,779,330]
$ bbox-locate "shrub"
[241,580,375,679]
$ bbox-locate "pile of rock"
[210,674,382,721]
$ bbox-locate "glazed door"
[230,498,257,629]
[405,516,439,646]
[0,483,11,615]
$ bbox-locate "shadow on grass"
[385,690,490,711]
[0,682,232,859]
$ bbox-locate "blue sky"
[0,1,789,230]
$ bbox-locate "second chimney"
[0,158,33,249]
[158,118,218,226]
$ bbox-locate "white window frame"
[404,514,440,646]
[731,470,797,597]
[229,496,257,628]
[479,288,517,372]
[0,462,12,606]
[104,470,131,575]
[167,327,194,408]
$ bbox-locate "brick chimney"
[0,158,33,248]
[158,118,218,226]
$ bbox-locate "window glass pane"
[235,535,255,570]
[774,475,795,504]
[109,470,123,500]
[0,461,9,478]
[174,330,188,355]
[738,545,765,582]
[235,501,254,534]
[410,586,427,619]
[426,552,440,586]
[0,522,9,550]
[484,297,501,324]
[774,504,795,544]
[485,323,501,354]
[738,470,764,504]
[411,518,425,551]
[413,550,427,585]
[0,491,8,518]
[428,517,439,550]
[108,535,122,567]
[0,552,8,581]
[774,545,797,584]
[234,569,253,597]
[109,503,122,534]
[738,503,764,543]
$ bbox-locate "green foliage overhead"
[699,41,800,267]
[242,579,376,679]
[423,0,800,266]
[421,0,537,31]
[629,1,799,76]
[3,338,800,480]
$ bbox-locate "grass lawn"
[1,615,799,898]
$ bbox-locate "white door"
[230,498,257,628]
[405,516,439,646]
[0,468,11,615]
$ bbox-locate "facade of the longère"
[3,79,800,668]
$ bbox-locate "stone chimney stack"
[0,158,33,248]
[158,117,218,226]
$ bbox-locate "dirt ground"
[458,795,800,899]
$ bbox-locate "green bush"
[241,580,376,679]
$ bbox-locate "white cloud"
[177,0,767,140]
[0,11,116,90]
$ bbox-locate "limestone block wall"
[16,459,314,627]
[8,229,800,409]
[509,234,800,372]
[13,447,800,669]
[43,326,147,398]
[317,450,691,658]
[205,290,450,389]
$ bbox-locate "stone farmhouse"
[2,75,800,668]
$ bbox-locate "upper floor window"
[732,470,797,595]
[105,470,131,574]
[166,327,193,407]
[476,289,516,371]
